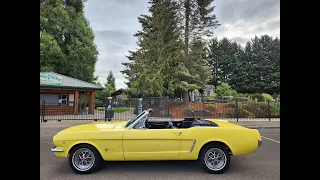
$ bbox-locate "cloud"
[84,0,280,89]
[214,0,280,45]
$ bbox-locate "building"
[40,72,103,115]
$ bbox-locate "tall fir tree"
[178,0,220,103]
[123,0,184,97]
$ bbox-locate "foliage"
[271,102,280,112]
[105,71,116,93]
[40,0,98,82]
[207,35,280,95]
[124,0,184,97]
[250,93,264,102]
[177,0,220,103]
[227,101,280,118]
[215,83,238,97]
[262,93,273,101]
[240,102,279,118]
[121,0,220,103]
[79,93,89,102]
[205,104,216,111]
[203,95,218,101]
[96,107,131,113]
[228,108,255,118]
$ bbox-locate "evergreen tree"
[178,0,220,103]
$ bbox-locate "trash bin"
[105,105,114,121]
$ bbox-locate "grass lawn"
[96,107,131,113]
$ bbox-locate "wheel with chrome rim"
[68,144,101,174]
[199,144,230,174]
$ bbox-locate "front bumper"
[51,146,64,152]
[258,140,262,147]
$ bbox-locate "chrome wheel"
[72,148,95,172]
[204,148,227,171]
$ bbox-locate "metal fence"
[40,97,280,122]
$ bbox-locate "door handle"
[174,131,182,136]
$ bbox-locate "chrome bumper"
[258,140,262,147]
[51,147,64,152]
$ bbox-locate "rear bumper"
[258,140,262,147]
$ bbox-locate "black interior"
[145,117,219,129]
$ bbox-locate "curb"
[245,126,280,129]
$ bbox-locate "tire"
[199,144,230,174]
[68,144,101,174]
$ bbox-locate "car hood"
[60,121,127,132]
[208,119,248,129]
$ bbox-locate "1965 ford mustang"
[51,108,262,174]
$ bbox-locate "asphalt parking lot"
[40,124,280,180]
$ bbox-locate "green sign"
[40,73,62,86]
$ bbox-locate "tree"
[177,0,220,103]
[40,0,98,82]
[123,0,184,97]
[207,37,244,88]
[121,51,137,88]
[105,71,116,94]
[242,35,280,94]
[207,35,280,95]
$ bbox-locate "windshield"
[125,110,147,128]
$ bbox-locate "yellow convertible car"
[51,109,262,174]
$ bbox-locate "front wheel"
[68,144,101,174]
[199,144,230,174]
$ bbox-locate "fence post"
[167,98,170,118]
[268,100,271,121]
[202,95,205,119]
[42,100,47,123]
[235,100,239,122]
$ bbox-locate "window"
[60,94,68,106]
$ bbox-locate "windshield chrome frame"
[125,109,150,129]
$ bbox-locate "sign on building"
[40,73,62,86]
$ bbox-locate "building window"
[60,94,68,106]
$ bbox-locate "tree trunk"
[183,90,189,104]
[184,0,190,58]
[182,0,190,105]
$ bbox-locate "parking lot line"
[261,136,280,143]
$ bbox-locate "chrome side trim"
[51,147,64,152]
[193,126,219,128]
[189,140,196,152]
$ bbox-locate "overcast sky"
[84,0,280,89]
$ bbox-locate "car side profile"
[51,109,262,174]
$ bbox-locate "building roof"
[40,72,103,90]
[111,88,125,96]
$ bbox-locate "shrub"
[240,101,280,118]
[228,108,255,118]
[205,104,216,111]
[204,96,218,101]
[262,93,273,101]
[272,93,278,99]
[216,83,238,97]
[250,93,264,102]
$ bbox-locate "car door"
[122,128,183,160]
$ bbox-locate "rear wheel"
[68,144,101,174]
[199,144,230,174]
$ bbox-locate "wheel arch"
[67,141,104,158]
[197,140,233,159]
